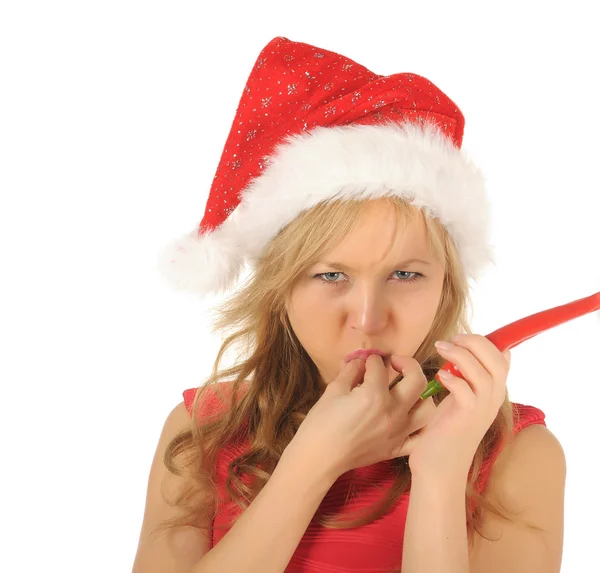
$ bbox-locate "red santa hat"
[157,36,493,296]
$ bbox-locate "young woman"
[133,37,565,573]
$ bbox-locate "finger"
[392,399,438,458]
[451,334,510,385]
[361,354,390,392]
[328,358,366,394]
[437,369,476,409]
[503,348,511,367]
[436,340,491,395]
[388,356,428,407]
[394,419,431,458]
[405,395,437,433]
[395,431,421,458]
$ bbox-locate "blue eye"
[394,271,421,282]
[317,272,343,283]
[313,271,424,286]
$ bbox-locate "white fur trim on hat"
[158,120,495,296]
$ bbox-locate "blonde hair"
[153,196,535,558]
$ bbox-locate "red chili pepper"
[421,290,600,400]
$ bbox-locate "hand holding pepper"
[421,291,600,399]
[404,333,512,477]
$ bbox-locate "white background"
[1,1,599,572]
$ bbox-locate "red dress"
[182,383,546,572]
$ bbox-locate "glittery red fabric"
[182,384,546,571]
[199,36,465,235]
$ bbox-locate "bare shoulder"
[487,424,566,501]
[132,401,212,573]
[469,424,566,572]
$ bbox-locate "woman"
[133,37,565,573]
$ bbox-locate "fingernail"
[438,369,452,380]
[435,340,453,351]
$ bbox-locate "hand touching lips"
[342,349,396,381]
[344,348,391,363]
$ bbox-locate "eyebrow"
[319,258,432,270]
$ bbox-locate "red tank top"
[182,383,546,572]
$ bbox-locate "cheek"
[391,287,443,334]
[288,290,335,336]
[409,290,440,320]
[286,288,340,366]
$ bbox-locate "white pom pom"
[156,228,244,296]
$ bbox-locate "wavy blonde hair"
[152,196,538,561]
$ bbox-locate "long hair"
[151,196,532,554]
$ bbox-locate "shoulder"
[131,400,211,571]
[489,423,566,497]
[165,399,194,430]
[469,424,566,570]
[482,401,556,496]
[505,423,565,473]
[484,423,566,530]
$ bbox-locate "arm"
[192,448,336,573]
[402,469,470,573]
[402,425,566,573]
[132,402,336,573]
[132,402,213,573]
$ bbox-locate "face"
[285,200,446,386]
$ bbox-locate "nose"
[347,283,389,334]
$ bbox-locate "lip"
[344,348,389,363]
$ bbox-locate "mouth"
[344,348,391,365]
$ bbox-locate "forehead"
[325,200,433,259]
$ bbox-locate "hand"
[285,354,437,481]
[403,334,511,478]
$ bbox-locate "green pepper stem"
[421,378,443,400]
